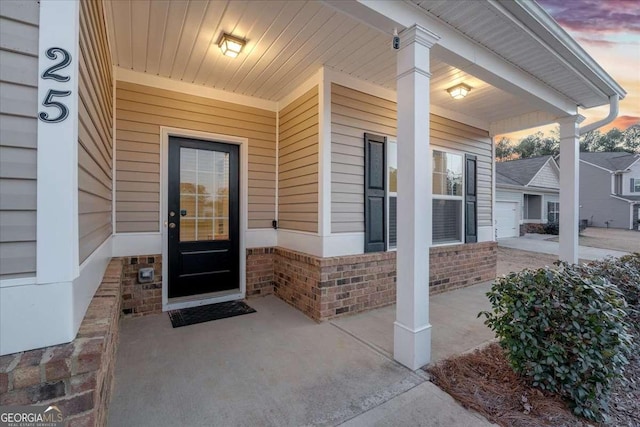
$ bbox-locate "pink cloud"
[537,0,640,34]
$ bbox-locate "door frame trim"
[160,127,248,311]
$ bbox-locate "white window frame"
[431,147,465,246]
[386,140,398,251]
[633,178,640,193]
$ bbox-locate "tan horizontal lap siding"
[0,1,39,278]
[330,83,493,233]
[331,84,396,233]
[278,87,319,233]
[115,82,277,233]
[78,0,113,264]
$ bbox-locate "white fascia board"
[115,67,278,112]
[506,0,625,101]
[354,0,577,116]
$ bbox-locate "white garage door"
[496,201,518,238]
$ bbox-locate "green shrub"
[480,263,633,421]
[543,221,559,235]
[574,254,640,332]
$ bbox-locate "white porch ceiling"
[105,0,540,125]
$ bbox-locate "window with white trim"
[632,178,640,193]
[385,146,471,249]
[432,150,464,244]
[547,201,559,223]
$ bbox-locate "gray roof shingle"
[496,156,553,186]
[580,152,640,171]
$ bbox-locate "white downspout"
[579,94,619,135]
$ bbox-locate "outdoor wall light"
[447,83,471,99]
[218,33,245,58]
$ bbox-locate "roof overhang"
[500,0,627,104]
[345,0,625,128]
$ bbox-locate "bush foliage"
[480,255,639,421]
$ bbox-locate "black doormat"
[168,300,256,328]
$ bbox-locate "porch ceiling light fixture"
[447,83,471,100]
[218,33,245,58]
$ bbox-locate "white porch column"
[394,25,440,370]
[558,115,583,264]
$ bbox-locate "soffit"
[409,0,610,108]
[105,0,540,123]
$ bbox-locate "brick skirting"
[266,241,497,320]
[121,255,162,317]
[0,259,124,426]
[429,242,498,294]
[246,248,275,297]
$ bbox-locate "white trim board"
[318,68,332,236]
[37,0,81,284]
[116,67,278,112]
[159,127,249,311]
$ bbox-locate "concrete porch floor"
[108,284,495,427]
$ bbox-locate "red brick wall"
[429,242,498,294]
[121,255,162,317]
[246,248,275,297]
[273,248,322,319]
[0,259,123,426]
[271,242,497,320]
[316,251,396,319]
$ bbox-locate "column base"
[393,321,432,370]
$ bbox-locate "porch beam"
[394,24,439,370]
[339,0,577,116]
[558,115,584,263]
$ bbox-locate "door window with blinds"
[179,148,230,241]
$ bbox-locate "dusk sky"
[503,0,640,140]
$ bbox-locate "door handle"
[169,223,176,229]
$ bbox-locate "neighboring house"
[579,152,640,230]
[0,0,625,383]
[495,156,560,238]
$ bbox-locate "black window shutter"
[364,133,386,253]
[465,154,477,243]
[631,178,635,193]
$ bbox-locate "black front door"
[168,136,240,299]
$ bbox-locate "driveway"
[548,227,640,253]
[498,232,630,261]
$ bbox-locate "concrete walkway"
[498,234,629,261]
[108,292,495,427]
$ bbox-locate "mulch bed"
[427,342,640,427]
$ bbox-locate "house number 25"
[38,47,72,123]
